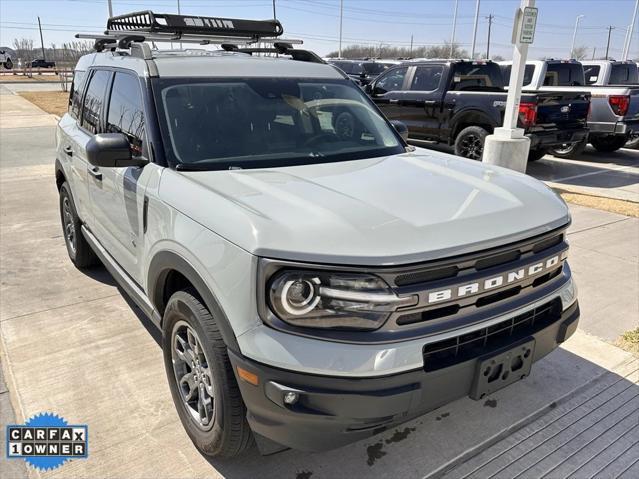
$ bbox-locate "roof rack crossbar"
[107,10,283,39]
[76,32,302,47]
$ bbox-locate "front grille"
[422,298,562,372]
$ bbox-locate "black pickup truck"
[366,59,590,161]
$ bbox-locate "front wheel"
[454,125,489,160]
[162,289,253,457]
[590,135,627,153]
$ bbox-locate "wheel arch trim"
[147,250,240,352]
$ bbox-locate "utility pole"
[410,34,414,56]
[623,0,638,60]
[272,0,276,20]
[338,0,343,58]
[37,16,45,61]
[107,0,113,17]
[177,0,182,49]
[592,47,596,60]
[450,0,459,58]
[471,0,481,59]
[486,14,493,59]
[570,15,584,58]
[605,25,615,59]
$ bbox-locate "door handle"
[389,99,400,104]
[423,100,437,106]
[88,166,102,181]
[63,145,73,156]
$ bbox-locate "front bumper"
[230,300,580,452]
[528,127,589,149]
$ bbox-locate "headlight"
[267,270,415,330]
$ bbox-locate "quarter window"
[69,70,86,120]
[81,70,111,134]
[583,65,601,85]
[106,73,146,157]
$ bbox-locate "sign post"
[482,0,537,172]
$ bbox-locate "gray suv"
[56,11,579,458]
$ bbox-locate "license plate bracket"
[469,338,535,400]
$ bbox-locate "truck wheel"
[590,135,627,153]
[527,148,548,162]
[625,132,639,150]
[454,126,488,160]
[548,138,587,159]
[162,289,253,458]
[4,58,12,69]
[59,182,98,268]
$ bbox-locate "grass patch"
[554,189,639,218]
[616,328,639,355]
[0,74,61,83]
[18,91,68,117]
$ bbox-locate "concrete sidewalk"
[0,98,638,479]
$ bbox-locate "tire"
[4,58,12,69]
[454,126,489,161]
[625,132,639,149]
[162,289,253,458]
[527,148,548,162]
[590,135,628,153]
[59,182,98,268]
[548,138,587,159]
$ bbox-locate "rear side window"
[374,67,408,93]
[410,65,444,91]
[81,70,111,134]
[543,63,585,86]
[609,64,638,84]
[450,63,504,90]
[584,65,601,84]
[69,70,86,120]
[106,72,145,157]
[501,65,535,87]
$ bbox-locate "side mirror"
[390,120,409,141]
[364,83,373,94]
[86,133,147,168]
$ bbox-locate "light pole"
[570,15,584,59]
[471,0,481,59]
[605,25,615,60]
[107,0,113,17]
[450,0,459,58]
[623,0,638,60]
[338,0,343,58]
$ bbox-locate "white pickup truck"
[0,49,13,69]
[499,59,639,157]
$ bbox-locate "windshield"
[154,78,404,170]
[362,62,393,75]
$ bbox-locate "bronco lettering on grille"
[426,253,564,304]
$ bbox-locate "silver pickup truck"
[499,59,639,157]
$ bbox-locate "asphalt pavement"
[0,89,637,479]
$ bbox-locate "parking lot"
[0,86,638,478]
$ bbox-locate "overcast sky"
[1,0,637,60]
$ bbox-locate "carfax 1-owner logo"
[6,412,88,471]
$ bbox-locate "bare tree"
[326,42,468,60]
[571,46,588,60]
[12,37,35,64]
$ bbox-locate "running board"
[81,225,162,327]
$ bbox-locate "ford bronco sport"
[56,11,579,457]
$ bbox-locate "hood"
[159,149,570,266]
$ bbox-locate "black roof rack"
[107,10,283,39]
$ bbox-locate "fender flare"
[450,109,498,140]
[147,251,240,352]
[55,158,66,189]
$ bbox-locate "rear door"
[368,66,410,122]
[88,70,147,281]
[401,64,446,140]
